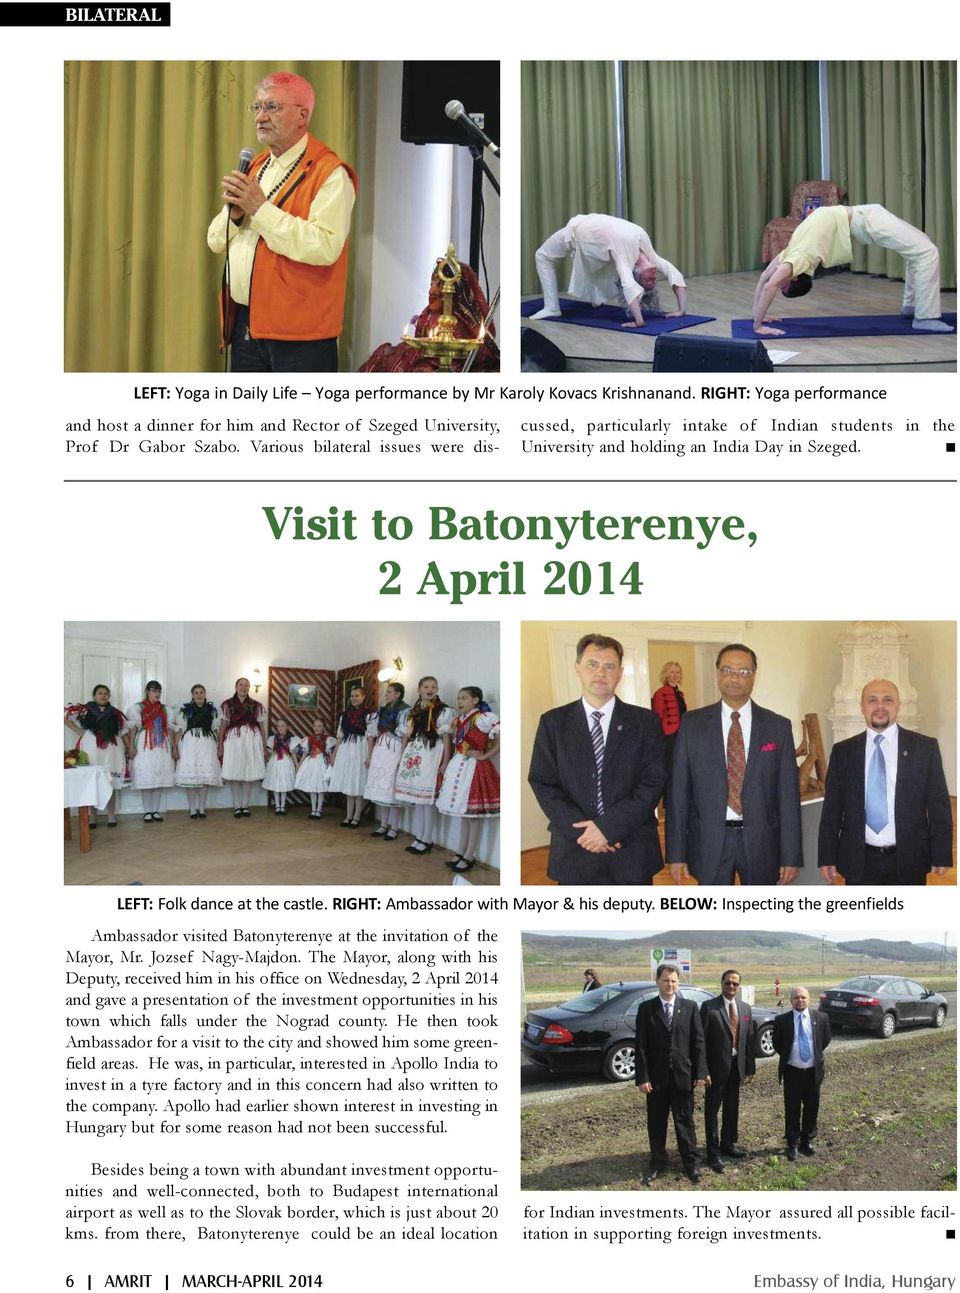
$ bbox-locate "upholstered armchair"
[761,180,846,263]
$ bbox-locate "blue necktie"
[663,1000,673,1030]
[797,1013,811,1062]
[865,734,888,834]
[591,711,605,815]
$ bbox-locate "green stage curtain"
[622,61,821,278]
[923,61,956,291]
[64,61,358,372]
[828,61,955,289]
[521,62,619,294]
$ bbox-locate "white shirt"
[787,1009,815,1068]
[207,135,356,306]
[721,699,752,821]
[863,723,899,847]
[565,214,685,310]
[658,994,676,1024]
[581,695,616,744]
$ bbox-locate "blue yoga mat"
[521,298,715,334]
[731,313,957,339]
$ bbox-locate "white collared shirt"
[721,698,752,821]
[788,1009,815,1068]
[863,723,899,847]
[582,695,616,743]
[658,994,676,1023]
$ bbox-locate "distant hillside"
[521,930,950,968]
[835,939,955,964]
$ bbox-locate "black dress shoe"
[785,1145,798,1161]
[685,1166,702,1184]
[234,809,243,818]
[720,1143,747,1159]
[241,808,251,817]
[707,1156,725,1174]
[799,1142,816,1157]
[642,1169,661,1186]
[107,821,118,827]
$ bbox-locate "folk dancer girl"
[295,718,336,819]
[175,685,222,819]
[364,682,411,840]
[64,685,127,826]
[328,686,373,828]
[394,676,455,855]
[263,718,299,815]
[437,687,500,872]
[127,681,177,823]
[218,678,267,818]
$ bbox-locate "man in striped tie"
[528,633,666,884]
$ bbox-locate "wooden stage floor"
[64,809,500,887]
[522,271,957,374]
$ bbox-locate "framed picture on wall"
[287,683,320,710]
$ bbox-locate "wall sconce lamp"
[377,657,403,683]
[251,667,263,695]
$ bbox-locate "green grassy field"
[521,1030,956,1192]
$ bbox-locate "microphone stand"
[467,140,500,305]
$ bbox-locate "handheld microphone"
[444,100,499,157]
[238,146,254,175]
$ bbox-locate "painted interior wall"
[521,621,956,851]
[65,620,500,867]
[353,62,500,363]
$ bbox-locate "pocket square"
[760,741,778,752]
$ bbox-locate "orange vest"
[239,135,357,343]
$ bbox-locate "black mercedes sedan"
[818,976,948,1038]
[521,980,777,1082]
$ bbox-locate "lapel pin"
[617,724,623,732]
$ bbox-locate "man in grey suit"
[666,644,802,885]
[528,633,665,884]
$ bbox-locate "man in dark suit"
[818,678,952,886]
[700,969,756,1173]
[666,643,802,885]
[528,633,665,884]
[635,963,707,1184]
[771,985,831,1160]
